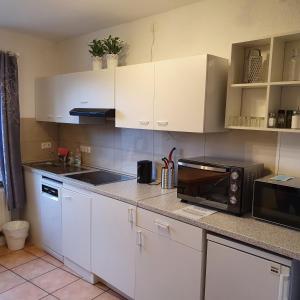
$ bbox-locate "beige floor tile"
[53,279,104,300]
[12,258,57,280]
[0,282,47,300]
[0,247,11,257]
[42,255,63,267]
[31,268,78,293]
[95,281,109,292]
[94,290,125,300]
[0,270,25,293]
[0,250,36,269]
[41,296,58,300]
[24,245,47,257]
[0,265,7,273]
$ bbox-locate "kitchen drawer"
[137,208,203,251]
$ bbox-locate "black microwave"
[253,176,300,230]
[177,157,264,215]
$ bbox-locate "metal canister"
[245,49,263,83]
[161,168,175,189]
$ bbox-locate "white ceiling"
[0,0,199,40]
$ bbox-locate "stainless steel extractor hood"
[69,108,115,118]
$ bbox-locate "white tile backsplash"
[58,122,280,176]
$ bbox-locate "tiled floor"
[0,245,125,300]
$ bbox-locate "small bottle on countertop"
[68,151,74,166]
[291,108,300,129]
[268,112,277,128]
[74,148,82,167]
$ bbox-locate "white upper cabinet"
[154,55,206,132]
[73,70,115,108]
[115,63,154,130]
[35,70,115,124]
[115,55,228,133]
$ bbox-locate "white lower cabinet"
[62,187,92,271]
[135,208,204,300]
[24,170,43,247]
[91,195,136,298]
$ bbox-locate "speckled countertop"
[24,164,300,260]
[138,193,300,260]
[23,164,175,205]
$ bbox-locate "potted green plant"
[88,39,105,70]
[103,35,124,69]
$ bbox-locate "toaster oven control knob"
[230,196,238,205]
[230,183,238,192]
[231,171,239,180]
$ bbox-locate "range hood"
[69,108,115,118]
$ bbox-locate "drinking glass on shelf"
[241,116,250,127]
[250,117,258,127]
[258,117,265,128]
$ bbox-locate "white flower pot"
[106,54,119,69]
[92,57,102,71]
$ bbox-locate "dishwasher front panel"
[40,181,62,257]
[205,237,290,300]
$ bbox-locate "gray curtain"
[0,51,25,210]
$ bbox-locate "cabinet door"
[115,63,154,129]
[24,170,43,246]
[205,240,290,300]
[135,227,202,300]
[74,70,115,108]
[62,188,91,271]
[154,55,207,133]
[55,73,80,124]
[92,195,136,298]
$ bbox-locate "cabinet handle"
[56,116,63,118]
[136,230,143,247]
[154,220,170,232]
[278,274,290,300]
[139,120,150,126]
[156,121,168,126]
[63,196,72,201]
[80,100,89,104]
[128,208,135,224]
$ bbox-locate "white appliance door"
[205,239,290,300]
[40,182,62,256]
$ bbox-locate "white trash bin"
[2,221,29,251]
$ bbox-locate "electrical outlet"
[80,145,91,153]
[41,142,52,149]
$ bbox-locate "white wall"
[57,0,300,72]
[55,0,300,176]
[0,28,59,117]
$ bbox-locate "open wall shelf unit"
[225,32,300,133]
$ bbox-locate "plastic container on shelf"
[291,109,300,129]
[2,221,29,251]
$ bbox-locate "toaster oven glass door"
[177,164,231,207]
[253,182,300,230]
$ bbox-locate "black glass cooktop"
[66,170,135,186]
